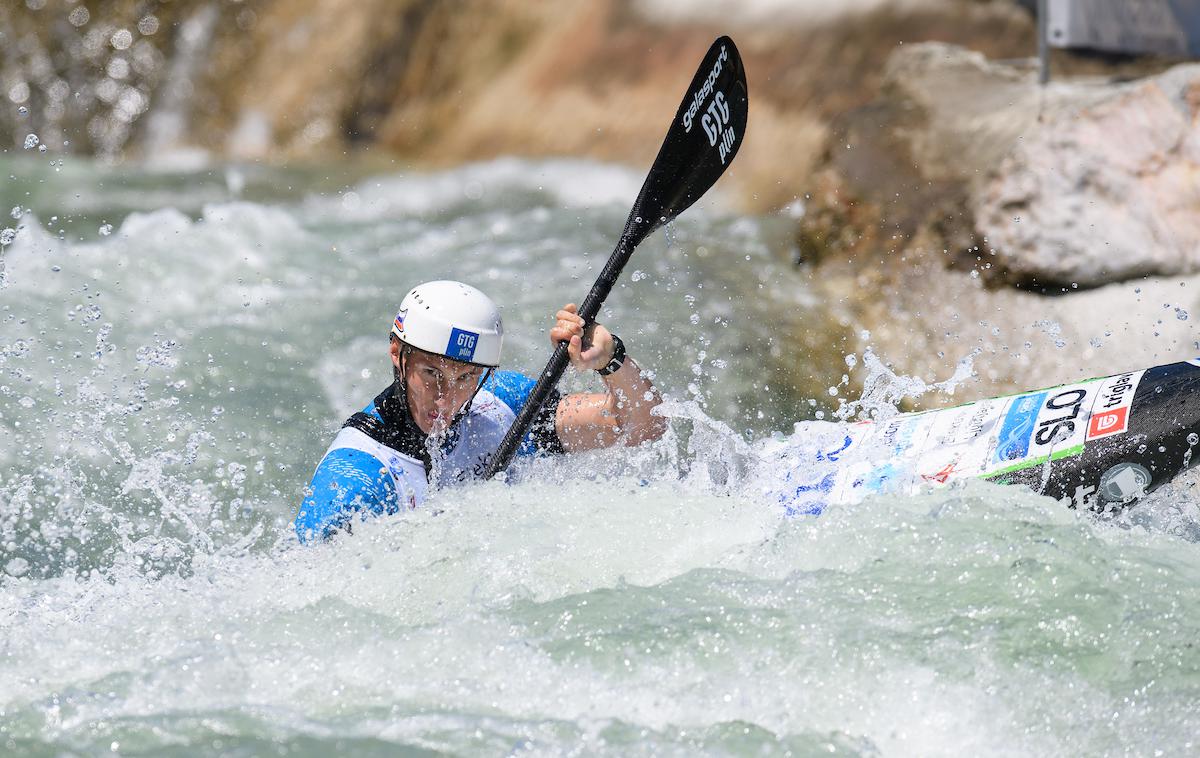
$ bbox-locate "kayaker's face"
[393,343,484,435]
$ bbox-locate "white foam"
[307,157,719,222]
[117,207,194,239]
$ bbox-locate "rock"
[975,63,1200,287]
[811,41,1200,289]
[794,42,1200,402]
[811,253,1200,410]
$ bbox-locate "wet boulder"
[803,41,1200,290]
[974,61,1200,288]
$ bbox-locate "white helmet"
[391,280,503,367]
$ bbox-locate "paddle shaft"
[483,233,635,477]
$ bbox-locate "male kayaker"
[294,280,665,542]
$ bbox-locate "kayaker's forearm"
[602,358,666,444]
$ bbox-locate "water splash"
[2,158,1198,756]
[835,345,980,422]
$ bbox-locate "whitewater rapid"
[2,155,1199,756]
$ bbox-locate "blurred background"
[4,0,1199,408]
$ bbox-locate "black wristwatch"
[597,333,626,376]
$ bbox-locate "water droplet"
[50,265,61,272]
[1187,433,1198,446]
[37,144,46,153]
[137,15,160,35]
[111,29,134,50]
[23,133,38,150]
[4,557,29,577]
[0,228,16,245]
[1176,307,1188,321]
[98,223,113,236]
[17,106,28,116]
[689,313,700,325]
[631,270,646,282]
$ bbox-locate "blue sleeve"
[294,448,398,543]
[482,370,563,457]
[483,370,532,407]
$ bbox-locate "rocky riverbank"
[795,41,1200,403]
[3,0,1040,209]
[4,0,1197,404]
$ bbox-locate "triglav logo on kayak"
[1087,407,1128,439]
[1086,371,1141,440]
[447,328,479,362]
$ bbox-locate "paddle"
[482,35,749,479]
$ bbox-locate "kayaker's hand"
[550,303,615,373]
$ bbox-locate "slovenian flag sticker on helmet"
[394,309,407,334]
[447,327,479,362]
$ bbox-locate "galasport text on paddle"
[483,36,749,479]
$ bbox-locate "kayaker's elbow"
[647,416,669,443]
[626,412,667,446]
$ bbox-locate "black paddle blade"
[623,36,748,248]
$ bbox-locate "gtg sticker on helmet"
[447,328,480,362]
